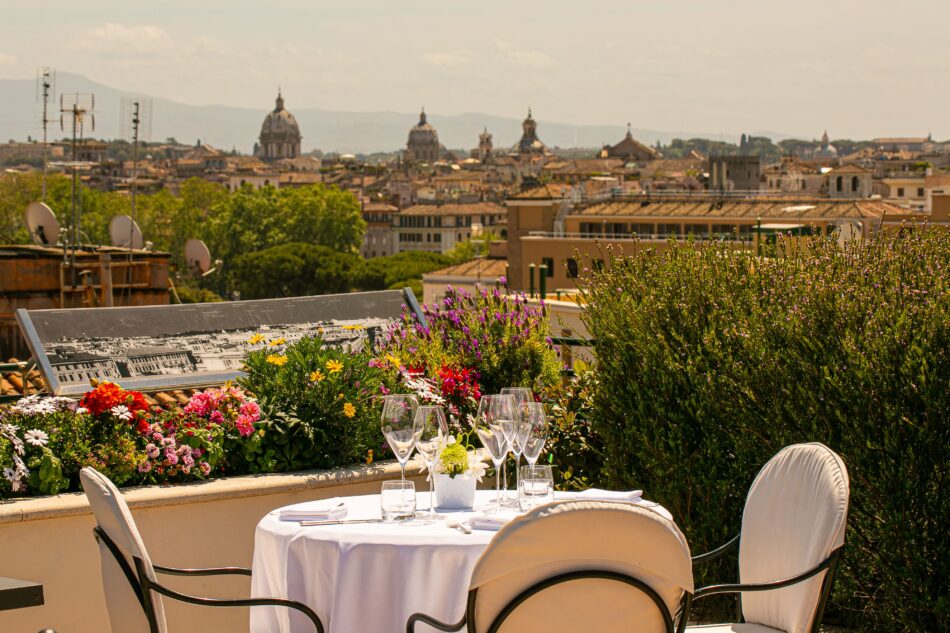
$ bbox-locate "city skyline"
[0,1,948,140]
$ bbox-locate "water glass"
[518,465,554,511]
[380,480,416,521]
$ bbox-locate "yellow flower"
[266,354,288,366]
[343,402,356,418]
[268,337,286,347]
[309,370,325,383]
[385,354,401,367]
[325,359,344,374]
[365,449,374,465]
[248,334,265,345]
[342,324,363,330]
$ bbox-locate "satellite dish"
[24,202,60,246]
[109,215,144,249]
[184,238,212,275]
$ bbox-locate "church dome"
[257,91,302,161]
[406,109,440,162]
[260,93,301,138]
[408,109,439,145]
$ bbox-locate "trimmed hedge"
[581,228,949,631]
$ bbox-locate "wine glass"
[414,405,448,515]
[381,394,420,484]
[474,395,514,511]
[520,402,549,467]
[501,387,533,504]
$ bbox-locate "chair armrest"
[693,549,840,601]
[406,612,466,633]
[691,534,739,565]
[144,578,323,633]
[153,564,252,577]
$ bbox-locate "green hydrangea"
[439,443,468,477]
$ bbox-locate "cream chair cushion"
[469,500,692,633]
[80,467,167,633]
[688,624,783,633]
[738,443,849,633]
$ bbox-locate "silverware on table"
[445,518,471,534]
[299,518,381,526]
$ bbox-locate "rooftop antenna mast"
[120,96,152,255]
[57,92,95,279]
[35,67,56,200]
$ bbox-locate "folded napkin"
[575,488,643,502]
[466,511,520,531]
[279,499,347,522]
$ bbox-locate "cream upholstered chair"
[408,499,694,633]
[79,467,323,633]
[687,443,849,633]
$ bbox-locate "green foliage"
[239,335,398,472]
[231,243,361,300]
[175,284,224,304]
[541,369,604,491]
[580,228,950,631]
[351,251,451,291]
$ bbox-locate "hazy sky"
[1,0,948,139]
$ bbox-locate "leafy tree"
[351,251,451,291]
[230,242,361,300]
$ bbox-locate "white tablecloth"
[250,490,671,633]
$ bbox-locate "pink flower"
[138,461,153,473]
[209,410,225,425]
[235,415,255,437]
[239,401,261,422]
[181,465,192,475]
[145,443,160,459]
[164,449,179,465]
[182,454,195,468]
[184,392,211,417]
[161,437,175,448]
[199,461,212,476]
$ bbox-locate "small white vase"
[434,473,477,509]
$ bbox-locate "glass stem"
[500,458,507,497]
[400,461,406,485]
[495,460,502,505]
[428,461,435,512]
[514,453,521,495]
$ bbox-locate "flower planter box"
[0,461,425,633]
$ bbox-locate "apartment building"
[394,202,505,254]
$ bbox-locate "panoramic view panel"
[0,2,947,632]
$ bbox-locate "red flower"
[80,382,126,417]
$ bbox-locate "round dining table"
[250,490,670,633]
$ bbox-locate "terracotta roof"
[398,202,505,217]
[362,202,398,213]
[573,196,901,221]
[423,258,508,279]
[511,184,572,199]
[827,164,870,174]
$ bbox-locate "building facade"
[361,202,398,258]
[708,155,762,191]
[394,202,506,254]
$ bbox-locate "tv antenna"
[24,201,60,246]
[35,67,56,200]
[184,238,218,276]
[109,215,144,249]
[120,97,152,258]
[53,92,96,276]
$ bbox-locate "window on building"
[541,257,554,277]
[685,224,709,237]
[852,176,860,192]
[593,259,605,272]
[917,187,924,197]
[836,176,843,192]
[566,258,579,278]
[897,187,905,197]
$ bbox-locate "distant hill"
[0,72,795,154]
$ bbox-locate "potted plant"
[430,435,487,509]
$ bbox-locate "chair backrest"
[739,443,849,633]
[80,467,166,633]
[469,500,693,633]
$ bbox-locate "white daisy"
[110,405,133,421]
[2,467,15,482]
[24,429,49,447]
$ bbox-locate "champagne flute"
[521,402,549,467]
[501,387,533,504]
[414,405,448,515]
[381,394,420,484]
[475,395,513,511]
